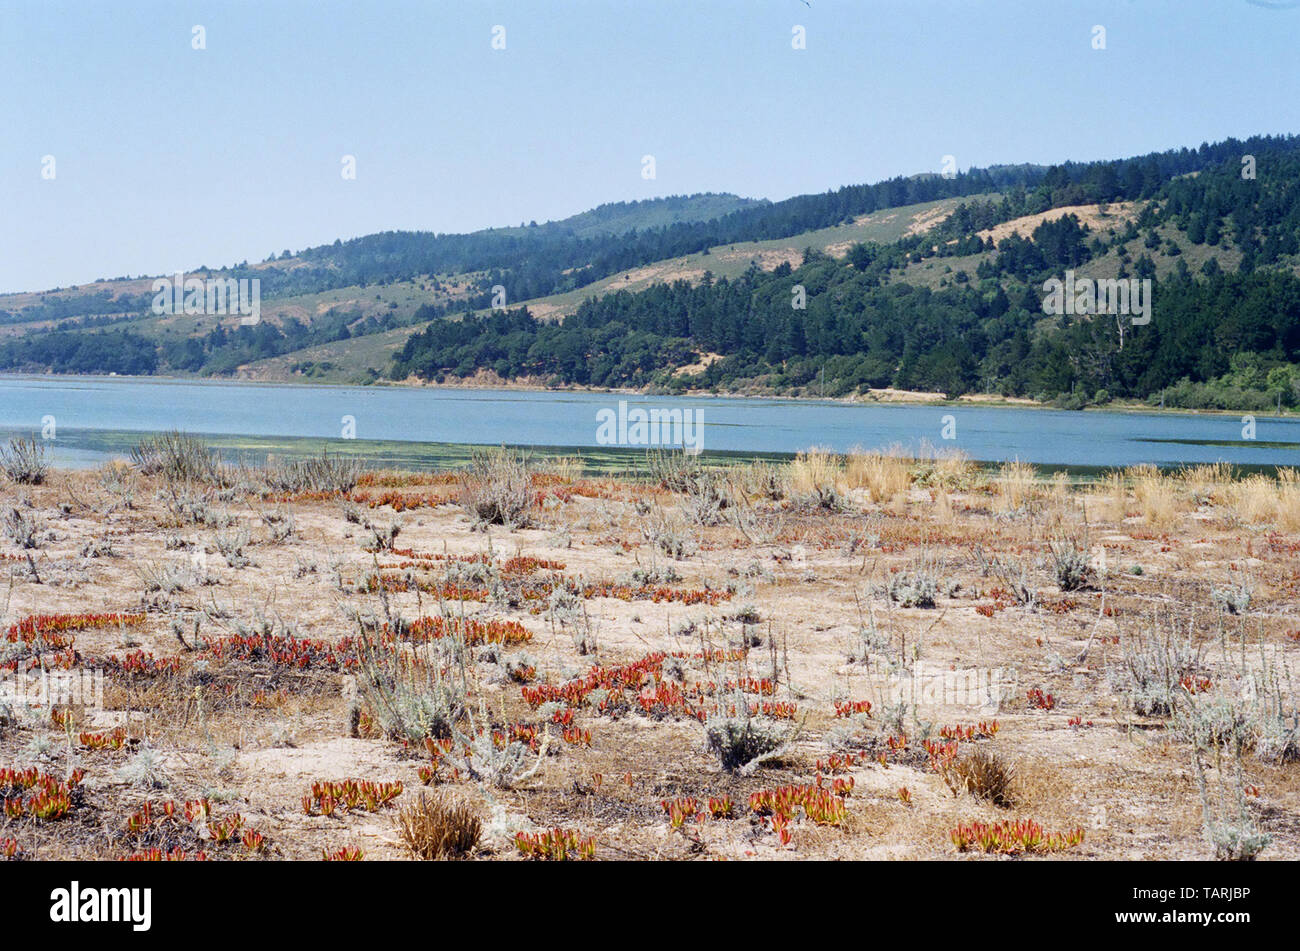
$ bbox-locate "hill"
[493,193,768,239]
[2,134,1299,411]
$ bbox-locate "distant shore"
[2,370,1292,421]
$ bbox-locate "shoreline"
[1,370,1295,421]
[2,426,1293,481]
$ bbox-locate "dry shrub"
[353,624,468,742]
[1176,694,1272,861]
[940,747,1015,806]
[675,467,733,526]
[994,460,1037,513]
[647,448,702,492]
[541,455,585,484]
[1122,614,1203,717]
[2,505,41,549]
[845,447,911,502]
[458,447,533,527]
[1049,533,1093,591]
[0,437,49,485]
[737,460,787,500]
[397,791,482,859]
[131,430,226,485]
[704,688,796,773]
[263,452,363,494]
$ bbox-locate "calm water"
[0,374,1297,469]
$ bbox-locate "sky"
[2,0,1299,293]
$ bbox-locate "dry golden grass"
[1279,468,1300,531]
[1177,462,1233,504]
[932,449,978,489]
[1049,470,1071,503]
[789,447,843,496]
[932,488,954,524]
[1008,757,1073,812]
[397,791,482,860]
[994,460,1037,513]
[975,201,1139,244]
[844,447,912,502]
[1129,464,1180,528]
[1228,473,1280,526]
[1088,470,1127,523]
[1222,468,1300,530]
[939,747,1016,807]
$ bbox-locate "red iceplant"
[6,612,145,644]
[749,784,849,826]
[1026,689,1056,711]
[923,739,960,771]
[0,768,80,821]
[303,779,404,815]
[514,828,596,861]
[207,814,245,845]
[951,819,1084,855]
[1180,675,1213,695]
[203,632,360,671]
[405,615,532,647]
[815,751,870,774]
[937,721,999,741]
[833,700,872,718]
[78,727,128,751]
[241,829,266,853]
[322,846,364,861]
[121,848,209,862]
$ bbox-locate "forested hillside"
[391,263,1300,411]
[278,134,1296,302]
[3,134,1300,411]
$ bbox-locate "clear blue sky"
[2,0,1298,293]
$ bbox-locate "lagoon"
[0,374,1296,471]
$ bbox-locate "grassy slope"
[240,193,1269,385]
[490,193,766,239]
[237,197,979,383]
[5,193,1293,388]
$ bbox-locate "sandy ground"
[1,460,1298,861]
[977,202,1140,245]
